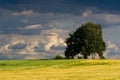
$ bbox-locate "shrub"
[53,55,65,59]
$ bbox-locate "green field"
[0,59,120,80]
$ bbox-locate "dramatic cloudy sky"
[0,0,120,59]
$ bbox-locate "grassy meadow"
[0,59,120,80]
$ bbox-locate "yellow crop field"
[0,60,120,80]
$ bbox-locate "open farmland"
[0,59,120,80]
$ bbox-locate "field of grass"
[0,59,120,80]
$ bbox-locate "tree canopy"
[65,22,106,59]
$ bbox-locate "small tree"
[65,22,106,59]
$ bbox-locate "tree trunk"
[83,54,88,59]
[92,53,95,59]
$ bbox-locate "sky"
[0,0,120,59]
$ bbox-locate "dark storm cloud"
[0,0,120,14]
[8,43,27,49]
[34,43,45,52]
[0,0,120,34]
[0,0,120,60]
[51,45,65,50]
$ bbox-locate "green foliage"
[53,55,65,59]
[65,22,106,59]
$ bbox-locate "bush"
[53,55,65,59]
[100,56,105,59]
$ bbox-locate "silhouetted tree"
[65,22,106,59]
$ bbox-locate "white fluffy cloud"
[104,41,120,59]
[105,14,120,24]
[12,10,40,16]
[82,10,93,17]
[41,28,68,51]
[1,9,120,59]
[44,33,65,51]
[107,41,117,49]
[0,28,68,59]
[25,24,43,30]
[107,41,120,53]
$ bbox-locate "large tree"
[65,22,106,59]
